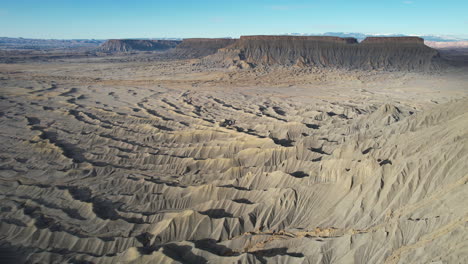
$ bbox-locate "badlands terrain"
[0,36,467,263]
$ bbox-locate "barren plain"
[0,39,467,264]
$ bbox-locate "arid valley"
[0,36,467,263]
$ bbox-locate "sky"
[0,0,467,39]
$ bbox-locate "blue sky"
[0,0,467,39]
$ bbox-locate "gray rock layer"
[207,36,441,71]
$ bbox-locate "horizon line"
[1,32,468,41]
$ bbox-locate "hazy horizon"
[1,32,468,41]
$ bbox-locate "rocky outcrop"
[171,38,237,58]
[99,39,181,52]
[206,35,441,71]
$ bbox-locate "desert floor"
[0,55,467,263]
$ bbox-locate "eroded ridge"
[0,59,467,264]
[206,35,440,71]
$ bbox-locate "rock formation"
[171,38,237,58]
[99,39,181,52]
[239,35,359,44]
[206,35,441,71]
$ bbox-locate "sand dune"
[0,49,467,263]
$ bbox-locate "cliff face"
[172,38,237,58]
[207,36,440,71]
[99,39,181,52]
[361,36,424,44]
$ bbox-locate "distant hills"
[2,33,467,51]
[0,37,105,50]
[425,41,468,49]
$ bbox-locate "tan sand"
[0,54,467,263]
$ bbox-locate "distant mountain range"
[2,33,467,51]
[0,37,106,50]
[284,32,468,42]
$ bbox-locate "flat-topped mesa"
[99,39,181,52]
[239,35,358,44]
[206,35,440,71]
[172,38,237,58]
[361,36,424,45]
